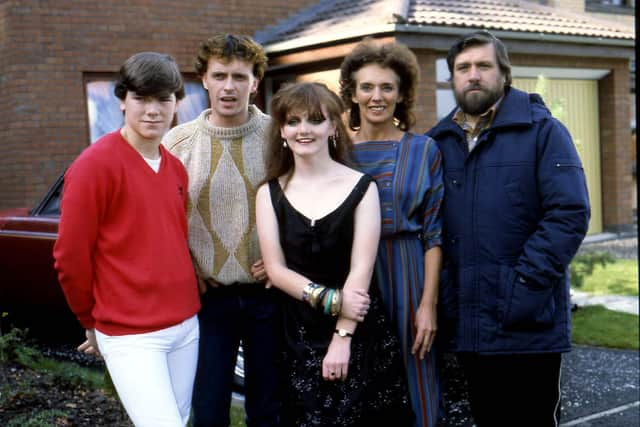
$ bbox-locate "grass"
[230,405,246,426]
[578,259,638,296]
[571,305,639,350]
[5,409,70,427]
[570,255,638,350]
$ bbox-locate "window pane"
[436,58,450,83]
[436,89,456,120]
[85,80,208,143]
[177,82,209,124]
[86,81,122,143]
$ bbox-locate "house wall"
[0,0,318,210]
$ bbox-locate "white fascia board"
[512,66,611,79]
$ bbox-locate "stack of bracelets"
[301,282,342,316]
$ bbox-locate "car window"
[33,176,63,217]
[40,186,61,216]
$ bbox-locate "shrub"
[570,251,615,288]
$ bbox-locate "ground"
[0,346,132,427]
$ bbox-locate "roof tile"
[256,0,634,47]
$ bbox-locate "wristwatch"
[335,328,353,338]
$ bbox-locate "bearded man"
[427,30,590,427]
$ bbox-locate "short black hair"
[114,52,185,101]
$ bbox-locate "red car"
[0,175,84,342]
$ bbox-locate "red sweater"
[53,131,200,335]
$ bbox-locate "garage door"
[513,78,602,234]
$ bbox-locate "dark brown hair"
[339,39,419,131]
[446,30,512,87]
[114,52,185,101]
[264,82,352,184]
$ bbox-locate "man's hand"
[77,328,101,357]
[251,259,272,288]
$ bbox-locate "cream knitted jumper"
[162,105,270,285]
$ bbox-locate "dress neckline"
[353,131,409,146]
[275,175,369,226]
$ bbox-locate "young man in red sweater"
[53,52,201,427]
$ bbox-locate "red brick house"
[0,0,635,233]
[255,0,635,233]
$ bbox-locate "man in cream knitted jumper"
[162,34,281,427]
[163,105,269,284]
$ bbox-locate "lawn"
[570,255,639,351]
[572,305,639,350]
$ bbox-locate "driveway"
[439,345,640,426]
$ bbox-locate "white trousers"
[95,315,199,427]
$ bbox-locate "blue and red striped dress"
[351,132,444,427]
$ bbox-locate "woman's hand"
[77,328,101,357]
[411,302,437,359]
[340,288,370,321]
[322,335,351,381]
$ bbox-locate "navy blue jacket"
[426,87,590,354]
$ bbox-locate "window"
[586,0,634,14]
[85,77,208,143]
[435,58,456,119]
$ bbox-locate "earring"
[282,139,288,148]
[329,135,337,148]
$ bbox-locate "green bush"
[570,251,615,288]
[0,327,40,367]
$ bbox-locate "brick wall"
[413,51,438,133]
[0,0,318,209]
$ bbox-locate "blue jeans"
[192,283,281,427]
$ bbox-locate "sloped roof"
[256,0,635,50]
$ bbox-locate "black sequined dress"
[268,175,413,427]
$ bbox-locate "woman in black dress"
[256,82,412,427]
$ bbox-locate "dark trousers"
[457,352,562,427]
[192,284,281,427]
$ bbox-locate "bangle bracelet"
[302,282,320,304]
[323,289,334,315]
[313,287,329,310]
[330,289,341,316]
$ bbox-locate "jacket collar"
[431,87,543,138]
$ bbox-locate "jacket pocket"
[501,266,556,330]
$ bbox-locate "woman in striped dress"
[339,39,444,427]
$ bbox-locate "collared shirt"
[453,98,502,152]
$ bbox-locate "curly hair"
[114,52,184,101]
[339,39,419,131]
[194,33,268,80]
[264,82,352,185]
